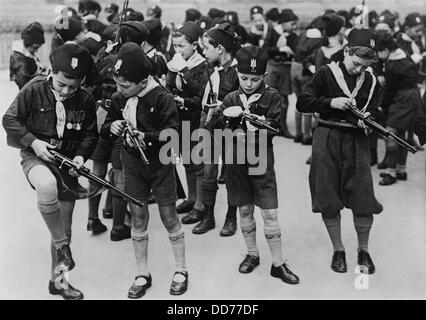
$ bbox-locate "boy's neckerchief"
[238,84,266,130]
[167,51,206,91]
[122,76,159,129]
[201,58,237,107]
[327,61,376,113]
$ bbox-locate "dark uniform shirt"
[2,75,98,160]
[262,28,298,63]
[101,85,179,161]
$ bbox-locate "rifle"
[50,150,144,207]
[223,106,279,133]
[122,121,150,165]
[348,105,418,154]
[110,0,129,53]
[204,65,218,126]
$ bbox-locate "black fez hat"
[347,28,377,50]
[324,14,346,37]
[377,10,398,28]
[185,8,202,22]
[206,22,237,51]
[105,3,119,14]
[226,11,239,26]
[177,21,202,42]
[50,43,92,78]
[113,42,153,82]
[120,21,149,45]
[236,46,269,75]
[265,8,280,23]
[279,9,298,24]
[143,19,162,45]
[55,16,84,41]
[197,16,212,32]
[102,23,119,41]
[22,22,45,47]
[404,12,423,29]
[250,6,263,17]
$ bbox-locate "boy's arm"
[296,67,332,113]
[2,85,37,148]
[100,93,123,139]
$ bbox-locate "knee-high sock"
[261,209,284,267]
[168,228,186,272]
[239,205,258,257]
[131,230,149,276]
[194,175,205,211]
[38,199,68,249]
[353,215,373,252]
[322,212,345,252]
[185,166,197,203]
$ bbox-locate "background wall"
[0,0,425,68]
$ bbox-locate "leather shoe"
[49,280,83,300]
[110,225,131,242]
[128,274,152,299]
[55,244,75,272]
[331,251,347,273]
[102,209,113,219]
[358,250,375,274]
[270,263,300,284]
[192,217,215,234]
[239,255,260,273]
[377,160,388,169]
[379,173,397,186]
[293,134,303,143]
[181,208,204,224]
[170,271,188,295]
[176,200,195,214]
[87,218,107,235]
[220,217,237,237]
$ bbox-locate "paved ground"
[0,69,425,300]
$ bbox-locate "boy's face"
[343,50,375,76]
[113,75,147,98]
[173,35,196,60]
[201,35,221,64]
[237,72,265,95]
[281,20,297,33]
[51,71,82,99]
[251,13,265,29]
[377,49,390,61]
[405,25,424,41]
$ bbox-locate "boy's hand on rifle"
[330,97,352,110]
[31,139,56,162]
[126,130,146,149]
[69,156,84,177]
[111,120,125,136]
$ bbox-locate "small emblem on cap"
[253,8,258,13]
[370,38,375,48]
[71,57,78,69]
[200,22,206,29]
[250,58,257,72]
[379,15,384,21]
[114,59,123,72]
[416,17,421,24]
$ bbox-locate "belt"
[316,118,359,131]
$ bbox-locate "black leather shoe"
[270,263,300,284]
[128,274,152,299]
[170,271,188,295]
[396,172,407,180]
[293,134,303,143]
[280,128,294,139]
[110,225,131,242]
[358,250,375,274]
[102,209,113,219]
[239,255,260,273]
[192,217,215,234]
[379,173,397,186]
[331,251,347,273]
[301,137,312,145]
[87,218,107,235]
[220,217,237,237]
[181,209,204,224]
[176,200,195,214]
[55,244,75,272]
[49,280,83,300]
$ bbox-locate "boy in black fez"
[142,19,168,81]
[185,8,202,22]
[297,28,383,275]
[186,22,240,235]
[226,11,248,45]
[101,42,188,298]
[52,16,86,52]
[375,31,422,186]
[263,8,299,139]
[216,46,300,284]
[3,43,99,300]
[265,8,280,26]
[10,22,47,89]
[375,10,398,34]
[147,5,162,19]
[167,21,208,218]
[196,15,213,33]
[395,12,424,62]
[247,5,268,47]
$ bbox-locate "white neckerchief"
[50,89,67,138]
[401,33,421,54]
[146,47,157,59]
[167,52,206,91]
[85,31,101,42]
[201,58,237,107]
[122,76,159,128]
[239,92,263,131]
[327,61,376,113]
